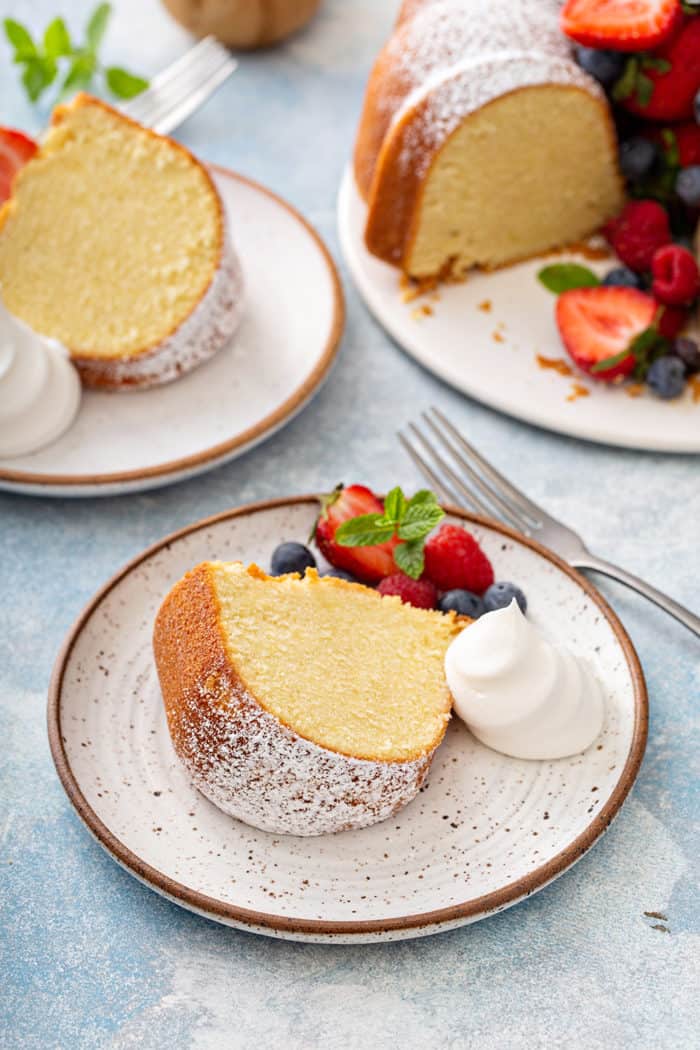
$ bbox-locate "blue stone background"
[1,1,698,1046]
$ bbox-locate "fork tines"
[398,407,542,536]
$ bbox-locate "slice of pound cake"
[0,94,243,389]
[153,562,464,836]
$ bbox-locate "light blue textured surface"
[1,2,698,1047]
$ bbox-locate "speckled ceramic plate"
[48,497,647,943]
[0,169,343,497]
[338,168,699,454]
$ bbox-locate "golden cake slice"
[0,94,243,389]
[354,0,624,278]
[153,562,464,836]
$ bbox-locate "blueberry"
[602,266,644,289]
[321,567,356,582]
[619,137,657,181]
[676,166,700,208]
[483,582,527,615]
[671,337,700,375]
[437,589,485,618]
[647,356,686,399]
[270,541,316,576]
[574,46,625,88]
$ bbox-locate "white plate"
[338,168,699,454]
[49,497,647,943]
[0,169,343,497]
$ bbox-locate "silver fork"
[399,407,700,638]
[121,36,237,135]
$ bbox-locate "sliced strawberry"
[619,17,700,122]
[315,484,398,583]
[0,127,38,205]
[555,287,657,380]
[561,0,682,53]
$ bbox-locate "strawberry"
[377,573,437,609]
[423,524,494,595]
[315,484,398,583]
[603,200,672,273]
[617,17,700,122]
[555,286,657,380]
[0,127,37,205]
[561,0,681,52]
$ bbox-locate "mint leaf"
[394,540,425,580]
[398,499,444,541]
[60,52,97,96]
[660,129,680,169]
[334,514,395,548]
[641,57,671,74]
[4,19,36,58]
[612,57,639,102]
[538,263,600,294]
[635,73,654,108]
[383,486,406,524]
[630,325,662,357]
[22,58,55,101]
[44,18,71,58]
[86,3,111,53]
[590,349,633,374]
[105,66,148,99]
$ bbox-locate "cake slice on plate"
[153,562,464,836]
[0,94,243,389]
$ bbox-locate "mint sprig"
[538,263,600,294]
[592,323,669,379]
[3,4,148,105]
[334,487,444,580]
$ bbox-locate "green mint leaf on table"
[105,66,148,99]
[537,264,600,294]
[4,19,36,58]
[334,514,396,548]
[44,18,72,58]
[86,3,112,53]
[394,540,425,581]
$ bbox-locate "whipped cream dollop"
[445,600,604,760]
[0,299,80,458]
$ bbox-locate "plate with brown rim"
[0,169,343,498]
[48,495,647,943]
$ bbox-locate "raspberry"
[423,524,494,594]
[376,573,437,609]
[651,245,700,306]
[655,303,689,339]
[603,201,671,273]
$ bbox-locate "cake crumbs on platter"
[536,354,573,377]
[626,384,645,398]
[411,304,434,320]
[690,376,700,403]
[478,299,492,312]
[567,382,590,402]
[644,910,668,921]
[492,330,505,344]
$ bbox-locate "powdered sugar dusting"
[171,665,435,837]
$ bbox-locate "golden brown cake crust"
[153,563,456,836]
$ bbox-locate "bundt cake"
[0,94,243,390]
[153,562,464,836]
[354,0,625,278]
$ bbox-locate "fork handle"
[571,555,700,638]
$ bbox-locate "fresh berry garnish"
[619,137,658,180]
[270,541,316,577]
[669,123,700,167]
[315,484,398,584]
[483,582,528,615]
[695,86,700,123]
[561,0,681,53]
[671,336,700,374]
[617,16,700,122]
[320,567,357,582]
[574,45,626,86]
[555,286,657,380]
[437,589,485,618]
[377,573,437,610]
[655,302,689,338]
[647,354,686,397]
[602,266,645,289]
[0,127,37,205]
[651,244,700,305]
[423,524,494,594]
[676,165,700,207]
[603,200,671,273]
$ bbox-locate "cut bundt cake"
[153,562,463,836]
[0,94,243,389]
[354,0,624,278]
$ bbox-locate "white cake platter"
[0,168,344,497]
[338,167,700,454]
